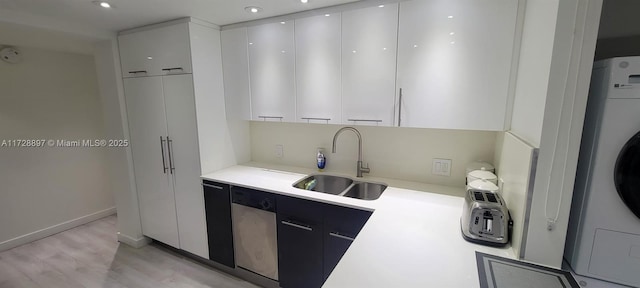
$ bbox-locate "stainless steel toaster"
[461,189,512,247]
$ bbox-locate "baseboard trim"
[117,232,151,248]
[0,207,117,252]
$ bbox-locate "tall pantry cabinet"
[119,18,230,259]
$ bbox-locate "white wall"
[250,122,496,189]
[493,132,537,259]
[0,21,96,55]
[0,46,115,250]
[191,23,250,174]
[509,0,560,148]
[524,0,602,268]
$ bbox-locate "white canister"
[466,161,495,175]
[467,179,500,193]
[467,168,498,185]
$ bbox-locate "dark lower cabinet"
[203,180,235,268]
[276,194,372,287]
[323,205,372,281]
[276,195,324,288]
[202,183,371,286]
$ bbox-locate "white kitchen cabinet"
[119,22,193,77]
[124,74,206,257]
[295,14,342,124]
[396,0,518,130]
[221,27,251,120]
[342,4,399,127]
[162,74,209,259]
[124,76,180,248]
[119,19,231,259]
[248,21,296,122]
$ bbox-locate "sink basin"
[293,174,387,200]
[342,182,387,200]
[293,175,353,195]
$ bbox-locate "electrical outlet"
[275,144,284,158]
[432,158,452,176]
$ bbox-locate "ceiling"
[0,0,358,37]
[598,0,640,39]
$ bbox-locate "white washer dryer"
[565,56,640,287]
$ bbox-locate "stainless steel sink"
[293,174,353,195]
[342,182,387,200]
[293,174,387,200]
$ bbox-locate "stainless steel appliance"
[231,187,278,280]
[461,189,511,247]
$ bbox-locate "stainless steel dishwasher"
[231,186,278,280]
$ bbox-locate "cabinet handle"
[161,67,184,72]
[347,119,382,123]
[160,137,168,174]
[128,70,147,74]
[258,116,284,122]
[329,232,355,241]
[398,88,403,127]
[167,136,175,174]
[301,117,330,123]
[203,183,224,190]
[281,220,313,231]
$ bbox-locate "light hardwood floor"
[0,215,260,288]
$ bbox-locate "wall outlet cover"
[275,144,284,158]
[432,158,452,176]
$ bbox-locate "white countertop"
[201,163,515,288]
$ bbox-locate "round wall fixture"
[0,47,22,64]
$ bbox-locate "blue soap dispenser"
[317,148,326,171]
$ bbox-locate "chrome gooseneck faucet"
[332,126,370,177]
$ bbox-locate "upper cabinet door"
[396,0,518,130]
[295,14,342,124]
[221,27,252,120]
[119,23,192,77]
[342,4,399,127]
[119,30,154,77]
[248,21,296,122]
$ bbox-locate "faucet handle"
[360,162,370,173]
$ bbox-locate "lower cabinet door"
[323,232,353,281]
[203,181,235,268]
[323,205,372,281]
[277,215,323,288]
[276,195,324,288]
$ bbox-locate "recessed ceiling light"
[280,21,286,24]
[447,15,454,19]
[92,1,112,8]
[245,6,262,13]
[301,0,308,3]
[325,14,330,17]
[449,32,455,35]
[378,5,384,8]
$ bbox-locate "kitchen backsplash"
[250,121,497,188]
